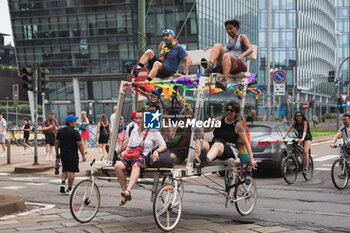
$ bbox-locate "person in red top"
[42,112,59,161]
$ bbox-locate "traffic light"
[39,68,49,92]
[337,97,342,108]
[309,99,313,108]
[21,67,33,91]
[328,71,335,82]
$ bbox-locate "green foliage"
[0,64,17,72]
[310,127,337,138]
[321,113,336,122]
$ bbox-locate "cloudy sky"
[0,0,14,45]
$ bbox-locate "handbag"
[79,124,87,131]
[168,128,188,149]
[122,129,149,161]
[146,149,174,168]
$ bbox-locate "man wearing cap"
[134,29,192,91]
[55,115,85,194]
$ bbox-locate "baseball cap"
[131,111,137,119]
[65,115,79,123]
[162,29,175,36]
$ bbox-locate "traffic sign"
[335,80,342,88]
[274,84,285,95]
[342,102,347,108]
[341,94,348,103]
[303,103,308,109]
[12,84,19,100]
[272,70,287,84]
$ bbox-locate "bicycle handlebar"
[90,159,96,167]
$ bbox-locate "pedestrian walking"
[0,113,7,157]
[21,118,33,155]
[110,106,117,130]
[42,112,59,161]
[55,115,85,194]
[79,111,90,154]
[95,114,110,161]
[246,109,256,122]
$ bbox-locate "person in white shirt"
[114,110,166,206]
[110,106,117,130]
[0,113,7,157]
[331,114,350,148]
[125,111,138,138]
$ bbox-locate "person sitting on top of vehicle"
[281,111,312,175]
[194,101,257,169]
[132,29,192,92]
[201,19,253,91]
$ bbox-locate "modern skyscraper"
[8,0,258,123]
[258,0,337,120]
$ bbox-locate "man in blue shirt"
[133,29,191,92]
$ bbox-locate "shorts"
[216,61,247,75]
[121,154,146,171]
[98,136,109,144]
[210,139,238,160]
[0,134,5,143]
[23,136,29,143]
[61,154,79,173]
[45,134,55,146]
[148,56,175,79]
[170,148,188,163]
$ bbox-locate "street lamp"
[335,30,342,129]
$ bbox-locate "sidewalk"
[0,145,101,177]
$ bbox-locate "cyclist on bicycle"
[330,114,350,149]
[281,111,312,175]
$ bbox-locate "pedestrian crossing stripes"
[313,155,339,162]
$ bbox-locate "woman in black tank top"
[281,111,312,174]
[194,101,257,169]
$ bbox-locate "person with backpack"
[281,111,312,175]
[42,112,59,161]
[114,110,167,206]
[95,114,110,161]
[21,118,33,155]
[201,19,253,90]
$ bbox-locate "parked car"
[247,121,297,175]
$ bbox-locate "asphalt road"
[0,140,349,232]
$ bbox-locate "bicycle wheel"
[234,176,257,216]
[70,179,100,223]
[153,184,182,232]
[282,155,298,185]
[303,156,314,181]
[331,159,349,190]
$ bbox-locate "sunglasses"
[225,108,235,113]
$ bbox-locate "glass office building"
[336,0,350,95]
[8,0,258,124]
[258,0,336,120]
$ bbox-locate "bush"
[321,113,336,122]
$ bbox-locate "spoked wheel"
[282,155,298,184]
[153,184,182,232]
[303,156,314,181]
[70,179,100,223]
[331,159,349,190]
[234,176,257,216]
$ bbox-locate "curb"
[13,164,54,174]
[0,195,25,216]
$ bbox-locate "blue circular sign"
[273,70,287,84]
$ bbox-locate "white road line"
[259,207,350,217]
[0,186,26,190]
[315,168,331,171]
[0,202,55,220]
[311,140,333,146]
[0,173,10,176]
[313,155,338,162]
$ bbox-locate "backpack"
[101,124,110,138]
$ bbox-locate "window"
[259,30,266,47]
[247,125,272,137]
[271,0,279,9]
[272,31,279,47]
[288,11,296,28]
[260,11,266,28]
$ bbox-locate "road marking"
[10,177,47,181]
[313,155,338,162]
[26,183,45,186]
[322,164,332,167]
[0,202,55,220]
[0,186,25,190]
[311,140,333,146]
[0,173,10,176]
[315,168,331,171]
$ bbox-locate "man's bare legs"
[206,142,224,161]
[139,49,155,66]
[194,139,210,162]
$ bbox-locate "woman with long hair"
[95,114,110,161]
[80,111,90,154]
[281,111,312,174]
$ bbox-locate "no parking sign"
[273,70,287,84]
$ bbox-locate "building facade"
[335,0,350,96]
[258,0,337,120]
[8,0,258,124]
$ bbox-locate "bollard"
[6,140,10,164]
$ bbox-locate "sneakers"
[0,152,6,157]
[215,79,228,91]
[65,189,72,195]
[22,151,27,155]
[45,154,49,161]
[302,169,309,175]
[60,185,65,194]
[100,154,104,161]
[201,58,213,75]
[49,154,54,162]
